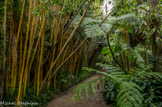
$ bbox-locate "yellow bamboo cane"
[12,1,26,99]
[17,14,45,105]
[23,0,37,96]
[18,0,33,97]
[40,3,92,89]
[42,38,88,89]
[37,22,45,96]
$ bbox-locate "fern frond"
[117,82,143,107]
[95,63,119,72]
[100,23,112,32]
[71,77,101,101]
[131,49,144,64]
[90,82,96,94]
[107,14,140,26]
[83,86,89,99]
[136,71,162,81]
[80,64,161,107]
[84,24,105,37]
[82,67,100,73]
[82,17,100,25]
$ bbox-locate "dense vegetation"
[0,0,162,107]
[71,0,162,107]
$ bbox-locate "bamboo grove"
[0,0,162,106]
[0,0,102,104]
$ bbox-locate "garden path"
[47,74,112,107]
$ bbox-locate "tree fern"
[130,48,145,68]
[71,13,141,42]
[106,14,140,26]
[72,15,100,27]
[100,23,112,32]
[84,24,105,37]
[82,17,100,25]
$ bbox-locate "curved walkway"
[47,75,112,107]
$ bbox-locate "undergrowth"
[71,65,162,107]
[4,70,93,107]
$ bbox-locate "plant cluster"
[0,0,101,104]
[4,70,92,107]
[71,1,162,107]
[103,68,162,107]
[72,65,162,107]
[0,0,162,106]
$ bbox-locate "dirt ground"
[47,75,112,107]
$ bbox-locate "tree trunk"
[150,0,162,72]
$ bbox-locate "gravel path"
[47,75,112,107]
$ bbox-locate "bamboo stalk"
[12,1,26,97]
[28,17,46,75]
[53,13,68,88]
[99,6,117,26]
[37,22,45,96]
[40,1,92,89]
[41,38,88,90]
[17,5,44,104]
[75,43,84,74]
[42,1,86,66]
[22,0,33,96]
[19,32,23,82]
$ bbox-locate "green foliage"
[71,78,101,101]
[96,63,119,72]
[84,24,105,37]
[72,15,112,38]
[0,1,4,17]
[3,70,92,107]
[100,42,148,69]
[4,85,53,107]
[130,48,145,68]
[107,14,140,26]
[72,64,162,107]
[1,0,162,106]
[22,87,53,107]
[116,82,143,107]
[71,0,162,107]
[103,79,117,103]
[132,71,162,107]
[56,69,93,91]
[72,13,140,38]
